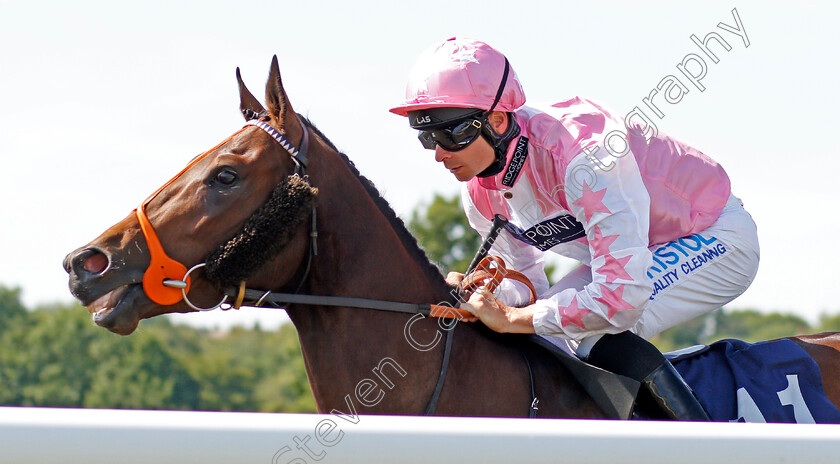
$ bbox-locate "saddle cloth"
[668,338,840,423]
[531,335,840,422]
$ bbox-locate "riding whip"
[465,214,509,275]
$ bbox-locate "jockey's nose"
[434,146,452,163]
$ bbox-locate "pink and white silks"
[389,37,759,344]
[463,97,759,343]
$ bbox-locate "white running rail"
[1,407,839,464]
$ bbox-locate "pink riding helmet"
[390,37,526,116]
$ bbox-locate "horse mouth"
[85,284,142,334]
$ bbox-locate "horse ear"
[236,67,266,121]
[265,55,295,128]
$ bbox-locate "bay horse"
[64,57,840,419]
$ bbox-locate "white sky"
[1,1,838,330]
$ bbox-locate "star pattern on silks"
[572,181,611,222]
[591,225,620,258]
[596,253,633,284]
[559,296,590,330]
[452,48,480,65]
[593,284,636,319]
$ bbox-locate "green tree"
[0,285,26,331]
[189,334,261,411]
[816,313,840,333]
[0,300,202,409]
[84,332,200,410]
[166,321,315,412]
[650,311,719,352]
[0,284,317,412]
[650,308,814,352]
[0,301,100,406]
[714,308,810,342]
[252,324,316,412]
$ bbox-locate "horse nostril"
[66,248,110,278]
[83,252,109,274]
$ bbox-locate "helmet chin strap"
[475,113,521,178]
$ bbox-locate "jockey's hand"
[445,271,465,288]
[461,286,536,334]
[446,271,476,302]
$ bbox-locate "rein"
[221,256,534,318]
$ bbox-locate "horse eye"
[215,169,238,185]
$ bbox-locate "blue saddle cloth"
[668,338,840,423]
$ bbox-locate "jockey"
[390,37,760,421]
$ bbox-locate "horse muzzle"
[65,247,115,302]
[64,241,150,334]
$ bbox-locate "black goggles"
[418,117,486,151]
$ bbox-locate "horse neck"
[283,143,455,412]
[305,149,449,303]
[278,140,604,418]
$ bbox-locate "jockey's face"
[434,135,495,182]
[433,111,508,182]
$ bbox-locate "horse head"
[64,57,317,335]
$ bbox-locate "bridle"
[135,124,249,307]
[134,114,314,309]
